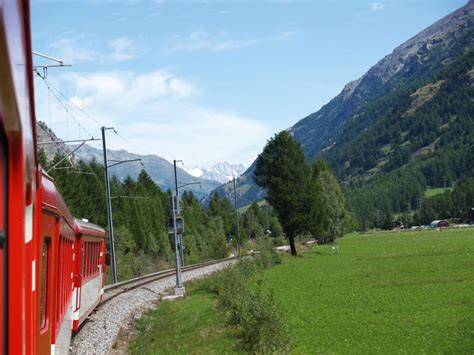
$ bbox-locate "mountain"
[71,144,221,199]
[187,162,247,184]
[36,121,72,162]
[212,0,474,209]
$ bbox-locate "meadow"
[128,228,474,353]
[263,228,474,353]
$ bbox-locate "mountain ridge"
[71,144,221,198]
[212,0,474,207]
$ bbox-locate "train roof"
[40,170,75,228]
[74,218,107,238]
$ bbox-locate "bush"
[205,259,291,353]
[255,236,282,268]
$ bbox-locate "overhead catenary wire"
[33,69,170,185]
[42,78,103,127]
[38,74,154,157]
[35,69,95,140]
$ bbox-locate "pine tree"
[254,131,312,256]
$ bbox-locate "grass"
[261,228,474,353]
[128,286,239,354]
[424,186,453,198]
[127,228,474,353]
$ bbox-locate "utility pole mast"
[101,127,142,284]
[171,190,184,294]
[233,178,241,256]
[101,127,117,284]
[173,160,185,267]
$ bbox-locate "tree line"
[39,150,286,280]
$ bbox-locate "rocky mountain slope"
[36,121,72,161]
[213,0,474,207]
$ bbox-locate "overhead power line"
[35,70,95,140]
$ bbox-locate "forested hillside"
[212,1,474,229]
[325,45,474,228]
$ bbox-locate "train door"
[37,212,56,354]
[0,133,6,353]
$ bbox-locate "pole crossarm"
[33,51,65,64]
[178,182,201,189]
[38,138,101,145]
[110,195,153,200]
[107,158,142,168]
[32,51,72,79]
[46,141,85,173]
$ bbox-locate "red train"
[0,1,108,353]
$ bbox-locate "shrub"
[255,236,282,268]
[205,259,291,353]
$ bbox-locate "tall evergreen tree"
[254,131,312,256]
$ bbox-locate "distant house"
[393,221,404,230]
[430,220,449,228]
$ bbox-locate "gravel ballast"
[70,259,236,354]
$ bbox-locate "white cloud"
[69,95,95,109]
[47,35,136,64]
[72,72,126,99]
[108,37,135,62]
[49,38,100,63]
[33,69,268,166]
[173,30,258,52]
[274,30,297,40]
[370,2,384,12]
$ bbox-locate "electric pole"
[233,178,241,256]
[101,127,142,283]
[174,160,184,267]
[171,190,184,294]
[101,127,117,284]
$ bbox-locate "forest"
[39,151,285,281]
[321,46,474,229]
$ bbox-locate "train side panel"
[0,1,37,354]
[37,173,77,354]
[73,219,106,331]
[53,219,75,354]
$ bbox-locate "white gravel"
[70,259,236,354]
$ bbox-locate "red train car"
[36,171,76,354]
[73,218,107,331]
[0,1,38,353]
[0,1,109,353]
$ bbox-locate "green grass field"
[262,228,474,353]
[424,186,453,198]
[128,289,239,354]
[128,228,474,353]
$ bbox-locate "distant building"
[430,220,449,228]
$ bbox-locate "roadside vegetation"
[128,238,291,354]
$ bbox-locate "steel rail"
[101,256,238,305]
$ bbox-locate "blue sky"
[31,0,466,168]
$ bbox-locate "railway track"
[71,256,238,354]
[102,257,237,304]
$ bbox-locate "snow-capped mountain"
[187,162,248,184]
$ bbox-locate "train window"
[57,237,74,326]
[39,238,50,330]
[81,243,85,276]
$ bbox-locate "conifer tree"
[254,131,312,256]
